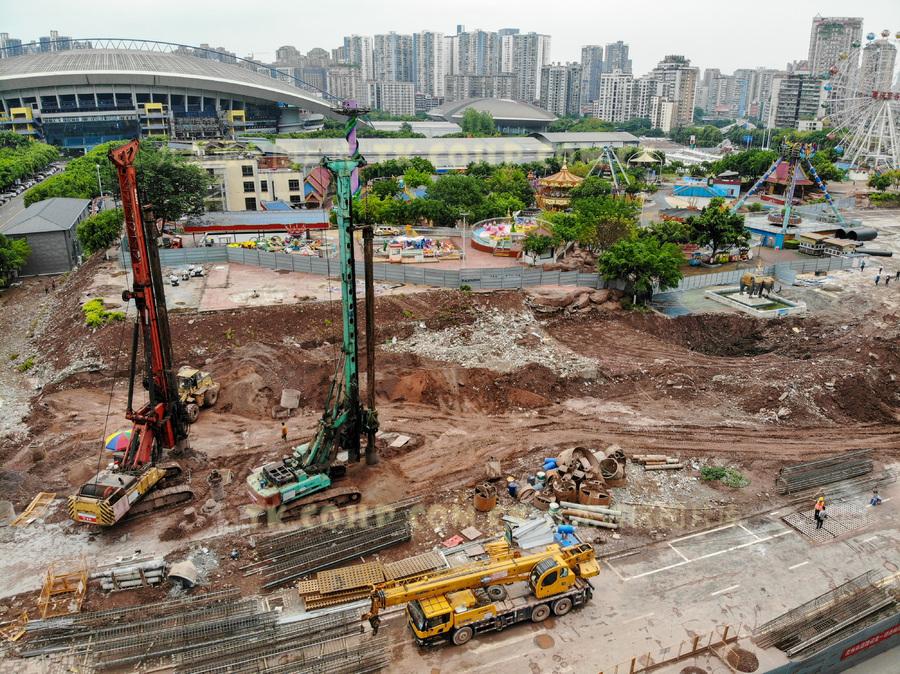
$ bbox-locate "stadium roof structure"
[427,98,558,124]
[0,47,335,115]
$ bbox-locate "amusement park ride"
[823,29,900,172]
[732,141,848,234]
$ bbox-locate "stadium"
[0,39,333,150]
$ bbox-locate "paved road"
[387,476,900,673]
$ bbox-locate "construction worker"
[814,496,826,529]
[870,488,882,507]
[281,423,288,442]
[860,259,866,273]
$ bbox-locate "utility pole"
[459,211,469,267]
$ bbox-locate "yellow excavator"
[364,541,599,646]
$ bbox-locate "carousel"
[535,162,584,211]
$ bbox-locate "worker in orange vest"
[814,496,826,530]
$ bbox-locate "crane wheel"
[186,403,200,423]
[552,597,573,616]
[206,387,219,406]
[487,585,507,601]
[530,604,550,622]
[451,626,474,646]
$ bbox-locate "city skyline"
[3,0,898,75]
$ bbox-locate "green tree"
[474,193,525,221]
[545,211,586,244]
[572,195,641,251]
[76,209,124,254]
[466,161,496,179]
[0,234,31,287]
[486,166,533,204]
[370,178,400,199]
[687,197,750,260]
[638,220,693,245]
[0,132,59,191]
[402,168,432,190]
[569,176,612,200]
[867,171,900,192]
[522,233,555,259]
[597,237,684,304]
[460,109,496,136]
[426,174,486,212]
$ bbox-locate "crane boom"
[364,542,599,628]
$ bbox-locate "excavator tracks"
[127,485,195,519]
[269,486,362,523]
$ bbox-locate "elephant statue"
[739,273,775,298]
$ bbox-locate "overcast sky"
[5,1,899,75]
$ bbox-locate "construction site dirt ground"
[0,236,898,663]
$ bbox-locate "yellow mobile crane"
[364,541,599,646]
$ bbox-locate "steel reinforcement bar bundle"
[178,608,388,674]
[753,569,897,657]
[17,591,264,666]
[775,449,873,495]
[17,589,243,656]
[253,506,413,589]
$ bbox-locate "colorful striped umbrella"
[104,429,131,452]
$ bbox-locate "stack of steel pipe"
[631,454,684,470]
[774,450,873,495]
[558,501,622,529]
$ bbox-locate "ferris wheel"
[823,29,900,172]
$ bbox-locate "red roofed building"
[764,162,815,202]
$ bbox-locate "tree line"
[0,132,59,192]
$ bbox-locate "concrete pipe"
[559,501,621,516]
[644,463,684,471]
[569,516,619,529]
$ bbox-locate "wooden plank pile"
[631,454,684,471]
[296,551,446,610]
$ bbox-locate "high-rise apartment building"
[767,72,825,129]
[593,71,634,122]
[859,37,897,92]
[647,55,698,128]
[444,74,517,101]
[807,16,863,76]
[365,80,416,116]
[539,62,582,117]
[373,32,414,82]
[514,33,552,103]
[327,65,365,102]
[343,35,374,80]
[0,33,24,58]
[580,45,604,104]
[413,31,447,97]
[604,41,632,74]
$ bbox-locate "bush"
[16,356,35,372]
[783,239,800,249]
[82,298,125,327]
[700,465,749,488]
[747,202,764,212]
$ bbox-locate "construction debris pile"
[384,307,599,377]
[14,588,385,673]
[297,550,447,610]
[775,450,873,495]
[247,505,413,589]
